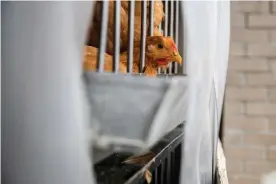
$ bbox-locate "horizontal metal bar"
[97,1,109,72]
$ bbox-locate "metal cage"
[84,0,188,153]
[86,1,188,183]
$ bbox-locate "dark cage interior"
[94,124,184,184]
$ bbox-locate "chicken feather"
[83,46,127,73]
[87,0,165,54]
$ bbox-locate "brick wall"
[224,1,276,184]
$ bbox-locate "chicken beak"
[171,51,182,65]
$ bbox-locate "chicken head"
[145,36,182,69]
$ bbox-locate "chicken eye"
[157,44,164,49]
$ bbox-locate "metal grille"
[94,124,184,184]
[92,0,184,76]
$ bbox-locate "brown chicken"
[83,46,127,73]
[87,0,164,55]
[83,36,182,77]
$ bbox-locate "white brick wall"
[224,1,276,184]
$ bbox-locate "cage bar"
[113,0,121,73]
[149,0,154,36]
[158,67,161,74]
[139,0,147,73]
[163,0,168,37]
[127,0,135,73]
[154,169,158,183]
[169,1,174,39]
[159,21,162,33]
[163,0,168,75]
[97,1,109,72]
[166,153,171,184]
[168,1,174,75]
[160,162,165,184]
[174,1,179,74]
[180,2,186,75]
[163,0,168,74]
[171,151,176,183]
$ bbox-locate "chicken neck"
[143,55,158,77]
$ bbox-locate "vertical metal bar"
[168,0,174,75]
[171,151,175,183]
[159,22,162,33]
[159,18,163,36]
[163,67,167,75]
[97,1,109,72]
[127,0,135,73]
[163,0,168,37]
[163,0,169,75]
[140,0,147,73]
[149,0,154,36]
[176,144,182,184]
[113,0,120,73]
[160,163,164,184]
[174,1,179,74]
[169,1,174,40]
[155,170,158,183]
[157,10,162,75]
[166,153,171,184]
[180,1,186,75]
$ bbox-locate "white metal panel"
[2,2,96,184]
[212,1,230,180]
[180,1,230,184]
[214,1,230,120]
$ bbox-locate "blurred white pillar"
[2,2,96,184]
[180,1,230,184]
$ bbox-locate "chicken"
[83,46,127,73]
[87,0,165,55]
[83,36,182,77]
